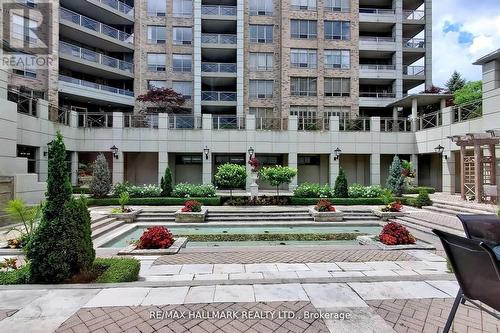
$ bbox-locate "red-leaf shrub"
[315,199,336,212]
[381,201,403,212]
[248,156,260,172]
[379,222,415,245]
[138,226,174,249]
[181,200,202,212]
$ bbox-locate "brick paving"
[154,249,416,265]
[55,301,329,333]
[0,309,18,321]
[368,298,500,333]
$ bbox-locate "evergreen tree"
[386,156,405,196]
[160,167,173,197]
[445,70,466,93]
[89,153,111,198]
[333,168,349,198]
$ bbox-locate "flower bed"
[291,197,386,205]
[308,200,344,222]
[175,201,208,223]
[87,197,221,206]
[119,226,187,255]
[357,222,435,250]
[372,201,405,221]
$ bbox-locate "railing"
[359,8,395,14]
[59,75,134,97]
[298,118,329,131]
[256,117,288,131]
[124,114,158,128]
[360,36,395,43]
[201,91,237,102]
[201,33,237,44]
[403,65,425,75]
[403,10,425,20]
[55,109,71,125]
[291,5,316,10]
[98,0,134,16]
[201,5,236,16]
[359,92,396,98]
[360,64,396,70]
[59,41,134,73]
[168,116,202,129]
[78,112,113,128]
[60,8,133,44]
[417,111,441,130]
[212,116,246,130]
[7,89,38,117]
[380,118,411,132]
[201,62,237,73]
[403,38,425,48]
[339,118,371,131]
[452,100,483,123]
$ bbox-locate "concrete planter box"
[308,207,344,222]
[371,209,405,221]
[357,235,436,250]
[109,208,142,222]
[118,237,188,255]
[175,208,208,223]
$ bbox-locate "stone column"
[410,154,419,185]
[474,144,482,202]
[288,152,298,192]
[329,154,340,186]
[370,153,381,186]
[158,152,169,185]
[394,0,403,98]
[442,150,455,194]
[112,152,124,185]
[70,151,78,186]
[424,0,433,89]
[411,98,418,131]
[329,116,340,185]
[460,145,466,199]
[193,0,202,117]
[202,114,213,185]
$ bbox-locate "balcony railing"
[404,65,425,76]
[201,33,237,44]
[124,114,158,128]
[359,92,396,98]
[201,5,236,16]
[340,118,371,131]
[213,116,246,130]
[403,38,425,48]
[403,10,425,20]
[56,109,71,125]
[380,118,411,132]
[59,75,134,97]
[453,100,483,123]
[168,116,202,129]
[201,62,237,73]
[59,41,134,73]
[78,112,113,128]
[417,111,442,130]
[201,91,237,102]
[298,118,329,131]
[256,117,288,131]
[97,0,134,16]
[360,64,396,70]
[360,36,395,43]
[60,8,133,44]
[359,8,395,14]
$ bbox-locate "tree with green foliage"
[445,70,466,93]
[333,168,348,198]
[214,163,247,198]
[259,166,297,196]
[386,156,405,196]
[160,167,173,197]
[414,190,432,208]
[89,153,111,198]
[454,81,482,105]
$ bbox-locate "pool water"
[101,225,382,248]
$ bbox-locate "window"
[173,27,193,45]
[17,145,37,173]
[324,106,350,118]
[324,50,350,69]
[173,81,192,100]
[12,68,37,78]
[325,0,350,12]
[290,77,317,96]
[249,80,273,98]
[250,25,273,43]
[290,49,317,68]
[249,107,274,118]
[290,106,318,117]
[324,21,350,40]
[324,78,350,97]
[291,20,317,39]
[11,14,38,44]
[249,53,273,71]
[147,0,166,16]
[249,0,273,15]
[291,0,316,10]
[172,54,192,72]
[148,80,166,90]
[176,155,202,164]
[147,26,166,43]
[147,53,166,71]
[173,0,193,17]
[298,156,320,165]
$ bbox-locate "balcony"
[59,8,134,52]
[78,112,113,128]
[59,41,134,79]
[359,92,397,108]
[168,116,203,130]
[60,0,134,25]
[201,62,237,77]
[339,118,371,132]
[201,5,237,17]
[403,10,425,21]
[404,65,425,76]
[359,36,396,51]
[359,8,396,23]
[380,118,412,132]
[403,38,425,49]
[212,116,246,130]
[124,114,158,129]
[360,64,397,79]
[201,34,237,47]
[201,91,237,102]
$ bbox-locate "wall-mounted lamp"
[110,145,119,159]
[434,144,447,160]
[248,146,255,157]
[203,146,210,160]
[43,140,54,157]
[333,147,342,161]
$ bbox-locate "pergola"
[449,130,500,203]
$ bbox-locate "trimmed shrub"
[138,226,174,249]
[386,156,405,196]
[72,187,91,194]
[348,184,383,198]
[403,186,436,194]
[293,183,332,198]
[333,168,348,198]
[160,167,173,197]
[214,163,247,197]
[87,197,221,206]
[89,153,111,198]
[413,190,433,208]
[224,196,291,206]
[379,222,415,245]
[0,264,31,285]
[172,183,217,198]
[290,197,386,205]
[113,182,162,198]
[94,258,140,283]
[259,166,297,196]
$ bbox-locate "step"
[431,202,494,215]
[422,205,492,217]
[91,220,125,240]
[137,213,176,217]
[91,217,118,232]
[431,199,498,214]
[392,217,463,237]
[396,215,463,234]
[135,217,176,222]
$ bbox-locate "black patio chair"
[457,214,500,244]
[433,229,500,333]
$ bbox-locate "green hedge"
[290,197,386,205]
[178,233,361,242]
[403,186,436,194]
[87,197,221,206]
[72,187,91,194]
[94,258,140,283]
[0,264,31,285]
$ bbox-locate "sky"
[430,0,500,87]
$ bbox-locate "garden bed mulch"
[357,235,436,251]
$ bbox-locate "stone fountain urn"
[250,171,259,198]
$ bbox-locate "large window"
[290,20,317,39]
[147,0,166,16]
[147,26,166,43]
[324,106,350,118]
[249,80,273,98]
[290,77,317,96]
[290,106,318,118]
[173,0,193,17]
[147,53,166,71]
[173,81,192,100]
[324,78,350,97]
[249,53,273,71]
[249,107,274,118]
[148,80,166,90]
[11,14,38,44]
[249,25,273,43]
[172,54,192,72]
[325,0,350,12]
[290,49,317,68]
[324,50,350,69]
[249,0,273,16]
[173,27,192,45]
[291,0,316,11]
[324,21,351,40]
[17,145,37,173]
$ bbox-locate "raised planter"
[118,237,188,255]
[175,208,208,223]
[109,208,142,223]
[308,207,344,222]
[371,209,405,221]
[357,235,435,250]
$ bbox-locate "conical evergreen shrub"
[89,153,111,198]
[334,168,349,198]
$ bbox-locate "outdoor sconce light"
[44,140,54,157]
[248,146,255,157]
[203,146,210,160]
[435,144,447,160]
[110,145,119,159]
[333,147,342,161]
